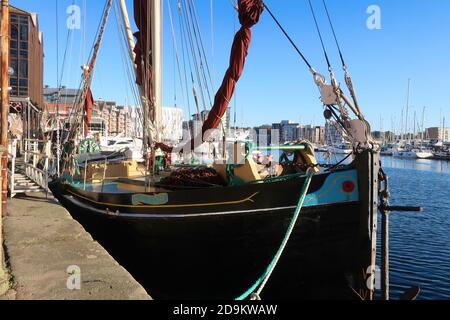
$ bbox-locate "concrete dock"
[0,192,151,300]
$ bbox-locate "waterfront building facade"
[8,5,44,108]
[325,121,345,145]
[426,127,450,142]
[279,120,299,143]
[5,5,44,138]
[162,107,183,144]
[43,87,79,121]
[297,125,325,145]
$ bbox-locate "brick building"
[8,5,44,107]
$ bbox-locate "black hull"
[50,150,380,300]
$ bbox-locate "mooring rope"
[236,169,314,301]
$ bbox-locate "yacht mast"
[444,117,446,142]
[406,79,411,144]
[421,106,426,149]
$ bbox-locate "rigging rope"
[236,169,314,301]
[167,0,188,109]
[263,3,313,72]
[210,0,216,89]
[180,0,207,112]
[113,0,141,115]
[322,0,345,68]
[58,0,77,89]
[65,0,113,147]
[177,0,192,120]
[56,0,60,90]
[80,0,87,66]
[307,0,331,70]
[321,0,363,117]
[182,0,212,110]
[55,0,61,176]
[178,0,203,121]
[189,0,215,102]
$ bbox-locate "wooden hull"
[50,150,380,300]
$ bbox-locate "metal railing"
[8,139,52,197]
[7,139,16,197]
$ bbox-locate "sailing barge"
[50,0,381,299]
[51,149,379,299]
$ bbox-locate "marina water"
[263,151,450,299]
[379,157,450,300]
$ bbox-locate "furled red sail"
[156,0,264,153]
[202,0,264,136]
[84,88,94,136]
[133,0,154,113]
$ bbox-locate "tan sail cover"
[133,0,154,116]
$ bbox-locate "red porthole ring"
[343,181,355,193]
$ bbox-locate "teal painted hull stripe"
[303,169,359,207]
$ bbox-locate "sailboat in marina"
[393,81,433,160]
[394,109,433,160]
[50,0,383,300]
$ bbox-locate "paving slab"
[2,193,151,300]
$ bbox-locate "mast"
[405,79,410,144]
[400,108,404,142]
[1,0,10,211]
[152,0,163,142]
[420,106,426,149]
[118,0,150,137]
[66,0,113,144]
[119,0,137,62]
[443,117,446,142]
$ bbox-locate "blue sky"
[11,0,450,130]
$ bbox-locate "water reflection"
[314,151,450,175]
[317,152,450,299]
[381,157,450,174]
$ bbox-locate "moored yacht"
[99,135,144,162]
[327,143,353,155]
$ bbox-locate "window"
[9,13,29,98]
[20,23,28,41]
[19,79,28,87]
[18,87,28,96]
[19,60,28,78]
[10,59,18,77]
[10,24,18,40]
[19,50,28,59]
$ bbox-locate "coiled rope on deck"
[236,169,315,301]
